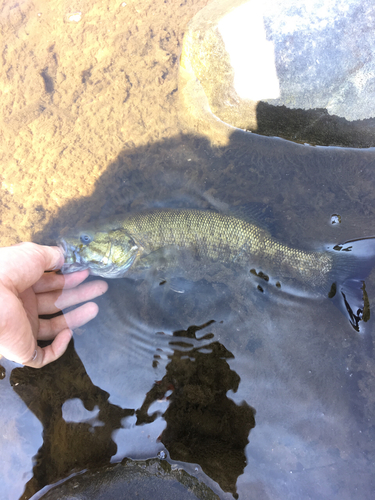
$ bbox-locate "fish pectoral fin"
[136,246,179,272]
[336,279,370,332]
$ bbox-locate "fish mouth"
[57,238,88,274]
[57,238,68,255]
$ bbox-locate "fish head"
[58,228,139,278]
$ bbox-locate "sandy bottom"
[0,0,209,245]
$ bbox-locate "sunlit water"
[1,1,375,499]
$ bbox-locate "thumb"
[22,329,73,368]
[0,243,64,294]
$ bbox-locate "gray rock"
[35,458,220,500]
[180,0,375,147]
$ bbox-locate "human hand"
[0,242,108,368]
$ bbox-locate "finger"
[0,243,64,294]
[38,302,100,340]
[33,269,90,294]
[37,280,108,315]
[23,329,73,368]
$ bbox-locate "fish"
[58,208,375,332]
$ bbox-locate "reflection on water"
[1,0,375,499]
[136,322,256,498]
[10,341,134,499]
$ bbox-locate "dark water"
[1,130,375,499]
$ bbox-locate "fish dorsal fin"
[226,203,277,235]
[201,192,276,234]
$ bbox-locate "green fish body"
[58,208,375,331]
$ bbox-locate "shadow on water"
[3,130,375,499]
[31,131,375,246]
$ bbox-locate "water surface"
[1,1,375,499]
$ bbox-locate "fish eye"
[80,233,92,245]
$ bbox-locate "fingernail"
[30,349,38,362]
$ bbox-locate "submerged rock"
[36,458,219,500]
[179,0,375,147]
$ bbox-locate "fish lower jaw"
[89,265,130,278]
[60,262,88,274]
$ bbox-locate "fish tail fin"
[328,237,375,332]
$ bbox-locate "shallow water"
[1,1,375,499]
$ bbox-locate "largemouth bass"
[58,208,375,331]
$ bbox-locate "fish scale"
[118,209,332,286]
